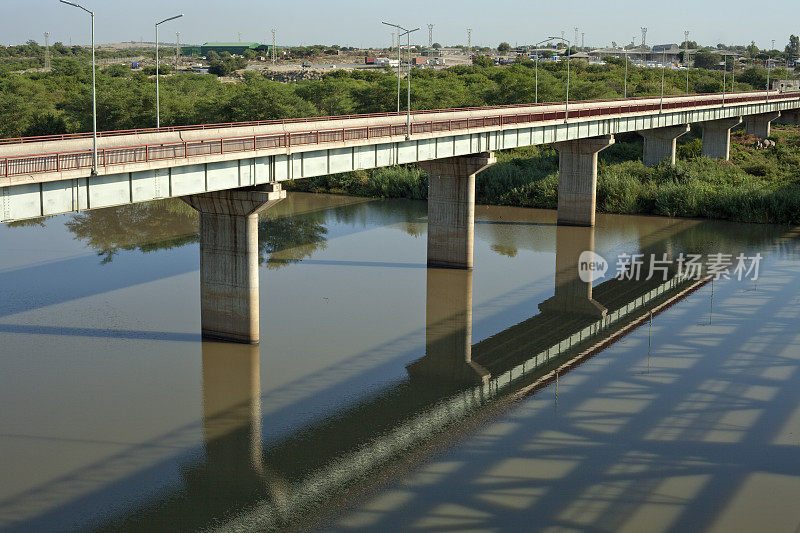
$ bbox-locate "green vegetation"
[1,53,795,138]
[287,126,800,225]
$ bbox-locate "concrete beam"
[553,135,615,227]
[420,152,496,269]
[744,111,781,139]
[640,125,691,167]
[701,117,742,160]
[183,184,286,343]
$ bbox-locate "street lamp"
[382,22,403,113]
[532,38,552,103]
[684,31,690,94]
[382,22,419,139]
[59,0,97,175]
[155,14,183,128]
[660,47,667,112]
[549,36,571,122]
[624,46,629,98]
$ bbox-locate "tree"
[432,42,441,50]
[746,41,759,58]
[693,50,721,70]
[473,55,494,67]
[498,42,511,53]
[786,35,800,62]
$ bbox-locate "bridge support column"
[420,152,496,269]
[539,226,607,318]
[640,125,690,167]
[554,135,615,227]
[776,109,800,126]
[406,268,489,386]
[745,111,781,139]
[183,184,286,344]
[701,117,742,160]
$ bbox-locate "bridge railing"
[1,91,798,179]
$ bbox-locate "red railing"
[1,91,798,179]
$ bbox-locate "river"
[1,193,799,532]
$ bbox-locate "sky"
[1,0,797,50]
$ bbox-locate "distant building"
[773,79,800,92]
[200,42,271,56]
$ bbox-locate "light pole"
[532,38,552,103]
[549,36,571,122]
[383,22,419,138]
[660,47,666,112]
[684,31,690,94]
[155,14,183,129]
[624,46,629,98]
[722,55,727,106]
[60,0,97,175]
[383,22,404,114]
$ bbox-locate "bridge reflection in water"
[85,218,719,532]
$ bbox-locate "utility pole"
[43,32,51,71]
[428,24,434,48]
[581,32,585,50]
[391,32,395,51]
[467,28,472,56]
[238,32,242,43]
[271,29,277,64]
[175,32,180,68]
[574,27,579,52]
[641,27,647,54]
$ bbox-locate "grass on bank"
[286,125,800,225]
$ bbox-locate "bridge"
[2,89,799,342]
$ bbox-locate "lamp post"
[532,38,552,103]
[767,39,775,101]
[684,31,690,94]
[155,14,183,129]
[383,22,405,114]
[660,47,666,112]
[722,56,727,106]
[383,22,419,138]
[624,46,629,98]
[549,36,571,122]
[59,0,97,175]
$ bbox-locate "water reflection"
[2,196,799,532]
[85,214,739,532]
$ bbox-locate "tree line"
[0,55,794,138]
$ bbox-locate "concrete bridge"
[2,89,799,342]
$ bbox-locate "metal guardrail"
[1,91,798,179]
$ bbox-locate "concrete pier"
[745,111,781,139]
[554,135,615,227]
[183,184,286,344]
[406,268,489,385]
[640,125,691,167]
[421,152,496,269]
[701,117,742,160]
[539,226,608,317]
[776,109,800,126]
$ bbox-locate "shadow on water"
[3,195,800,531]
[3,202,797,532]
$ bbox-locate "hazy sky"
[1,0,797,50]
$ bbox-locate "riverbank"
[285,124,800,225]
